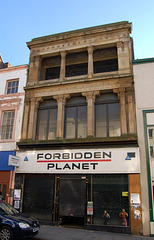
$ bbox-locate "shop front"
[15,147,141,234]
[0,151,16,203]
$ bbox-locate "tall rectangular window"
[6,80,19,94]
[36,100,57,140]
[0,111,15,140]
[65,97,87,139]
[95,93,120,137]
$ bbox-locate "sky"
[0,0,154,66]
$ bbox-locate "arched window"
[36,99,57,140]
[95,93,120,137]
[65,96,87,139]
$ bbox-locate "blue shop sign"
[0,151,15,171]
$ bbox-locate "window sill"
[0,139,15,143]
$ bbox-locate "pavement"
[33,225,152,240]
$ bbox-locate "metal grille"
[59,177,86,217]
[92,175,129,226]
[22,175,54,221]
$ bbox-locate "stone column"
[60,51,66,81]
[88,46,93,78]
[117,41,131,74]
[53,94,70,138]
[126,87,136,134]
[28,55,41,86]
[82,91,100,136]
[114,88,127,134]
[21,98,30,140]
[27,98,36,139]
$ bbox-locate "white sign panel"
[8,155,20,167]
[16,148,140,174]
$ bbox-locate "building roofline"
[133,57,154,65]
[0,64,28,73]
[27,21,132,48]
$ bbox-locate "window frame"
[6,79,19,94]
[0,110,15,140]
[36,99,57,140]
[64,97,87,139]
[95,93,120,138]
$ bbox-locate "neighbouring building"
[0,55,27,204]
[16,21,141,235]
[133,57,154,236]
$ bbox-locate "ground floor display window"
[22,174,55,222]
[87,174,129,226]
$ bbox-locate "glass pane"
[8,82,12,87]
[46,67,60,80]
[66,63,88,77]
[109,103,120,137]
[7,81,19,94]
[77,106,87,138]
[65,107,76,139]
[0,111,15,139]
[48,109,57,140]
[37,110,48,140]
[95,105,107,137]
[148,128,154,158]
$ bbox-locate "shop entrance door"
[0,171,10,201]
[59,175,86,227]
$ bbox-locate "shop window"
[87,174,129,226]
[95,93,120,137]
[93,47,118,74]
[0,110,15,140]
[65,96,87,139]
[149,129,153,139]
[66,51,88,77]
[6,79,19,94]
[148,128,154,158]
[36,99,57,140]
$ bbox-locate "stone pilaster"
[33,97,43,139]
[117,41,131,74]
[88,46,93,78]
[21,98,30,140]
[53,94,70,138]
[27,98,37,139]
[28,55,41,85]
[82,91,100,136]
[60,51,66,81]
[114,88,127,134]
[126,87,136,134]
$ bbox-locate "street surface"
[22,225,152,240]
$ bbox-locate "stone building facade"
[16,21,141,234]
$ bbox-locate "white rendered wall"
[0,65,27,151]
[134,61,154,235]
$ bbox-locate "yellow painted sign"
[122,192,128,197]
